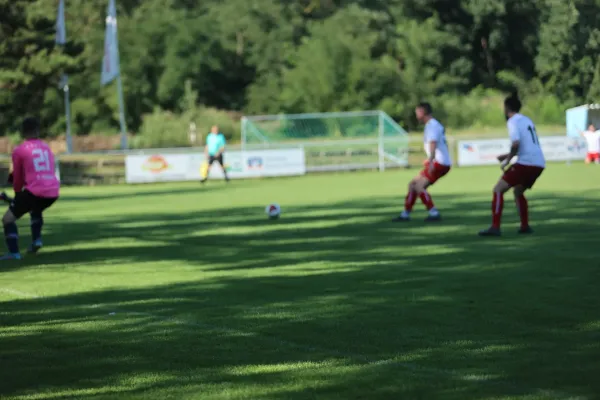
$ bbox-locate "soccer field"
[1,164,599,400]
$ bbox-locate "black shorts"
[208,154,224,166]
[9,190,58,219]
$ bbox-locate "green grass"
[1,164,599,400]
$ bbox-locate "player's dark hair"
[504,92,522,113]
[417,102,433,115]
[21,117,40,137]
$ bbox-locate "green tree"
[280,6,393,113]
[0,0,81,134]
[2,0,599,141]
[536,0,600,101]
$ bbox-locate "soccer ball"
[265,203,281,219]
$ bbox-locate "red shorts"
[586,152,599,162]
[502,163,544,189]
[420,161,451,184]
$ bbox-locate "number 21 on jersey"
[32,149,51,172]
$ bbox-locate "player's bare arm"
[497,141,519,162]
[499,141,520,170]
[427,141,437,173]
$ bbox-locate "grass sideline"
[11,124,566,162]
[0,124,565,183]
[1,163,599,400]
[0,124,564,184]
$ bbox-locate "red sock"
[516,195,529,228]
[492,192,504,229]
[404,190,417,212]
[419,191,435,210]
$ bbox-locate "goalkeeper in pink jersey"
[1,117,60,260]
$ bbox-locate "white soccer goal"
[241,110,409,172]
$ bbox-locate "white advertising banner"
[125,154,195,183]
[242,149,307,178]
[126,148,306,183]
[457,139,509,166]
[563,136,588,160]
[457,136,589,166]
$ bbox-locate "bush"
[521,94,566,126]
[187,107,240,142]
[433,88,567,131]
[133,106,240,149]
[133,87,569,150]
[133,109,189,149]
[435,87,506,129]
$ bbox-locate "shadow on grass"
[56,181,233,202]
[1,191,599,399]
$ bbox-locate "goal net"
[241,111,408,172]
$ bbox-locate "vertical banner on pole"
[378,111,385,172]
[56,0,73,154]
[101,0,128,149]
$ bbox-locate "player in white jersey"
[479,93,545,237]
[581,124,600,164]
[393,102,452,222]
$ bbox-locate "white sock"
[401,210,410,218]
[428,207,439,216]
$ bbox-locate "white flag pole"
[101,0,127,149]
[62,77,73,153]
[116,74,127,150]
[56,0,73,154]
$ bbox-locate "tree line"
[1,0,599,141]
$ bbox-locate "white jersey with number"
[582,130,600,153]
[507,113,545,168]
[424,118,452,166]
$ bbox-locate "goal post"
[241,110,408,172]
